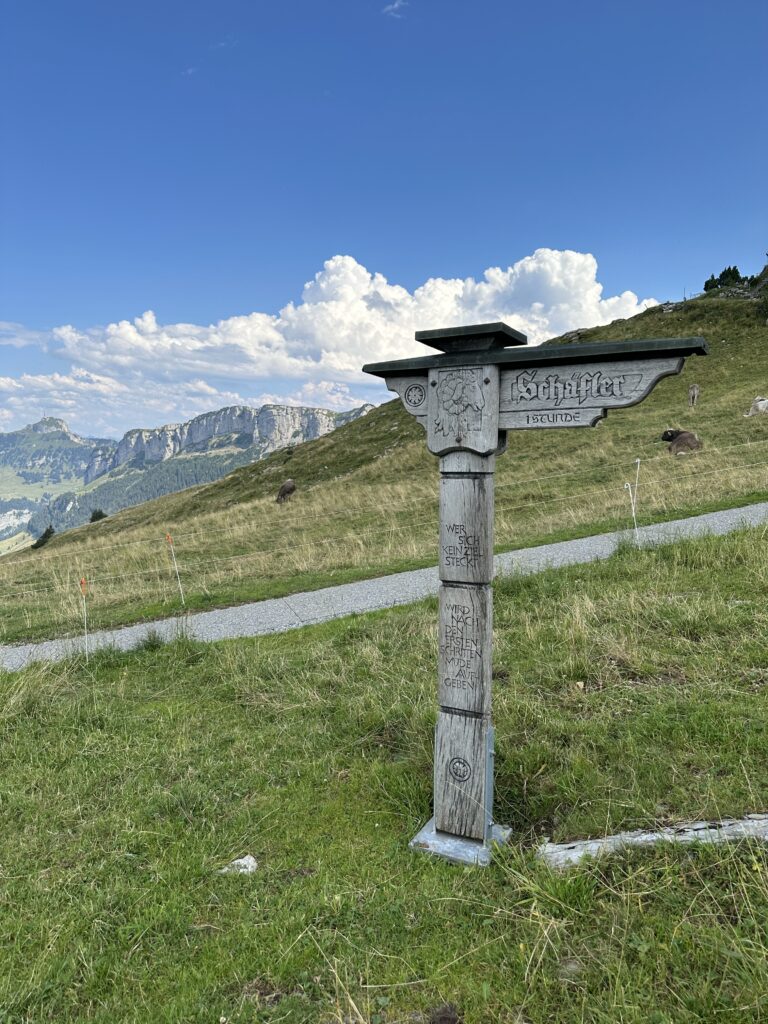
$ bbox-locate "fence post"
[79,576,89,662]
[624,458,642,542]
[165,533,185,605]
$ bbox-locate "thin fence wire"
[5,435,768,565]
[13,444,768,577]
[3,455,767,600]
[8,459,768,596]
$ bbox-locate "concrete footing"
[410,817,512,867]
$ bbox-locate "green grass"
[0,530,32,557]
[3,527,768,1022]
[0,465,81,500]
[3,483,768,647]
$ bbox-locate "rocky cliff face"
[23,402,373,538]
[0,499,35,542]
[83,445,118,484]
[84,404,373,483]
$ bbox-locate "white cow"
[744,396,768,417]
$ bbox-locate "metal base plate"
[409,817,512,867]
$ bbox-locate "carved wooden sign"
[499,357,684,429]
[364,323,707,866]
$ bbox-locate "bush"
[31,525,55,549]
[89,509,107,522]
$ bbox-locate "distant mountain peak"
[28,416,73,435]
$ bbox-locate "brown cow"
[661,429,702,455]
[276,478,297,503]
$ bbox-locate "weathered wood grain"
[438,583,491,715]
[439,474,494,584]
[434,710,490,840]
[387,375,429,428]
[440,450,496,475]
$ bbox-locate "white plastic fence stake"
[165,533,185,605]
[79,576,89,663]
[624,473,639,542]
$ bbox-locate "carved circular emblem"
[449,757,472,783]
[404,383,426,407]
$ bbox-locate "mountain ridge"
[84,403,372,483]
[0,401,373,541]
[0,419,104,487]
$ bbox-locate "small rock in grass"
[428,1005,463,1024]
[242,978,285,1005]
[557,956,584,982]
[217,854,258,875]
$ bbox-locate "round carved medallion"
[449,757,472,783]
[404,383,426,407]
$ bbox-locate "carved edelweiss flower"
[438,373,471,414]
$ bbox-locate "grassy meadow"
[0,295,767,645]
[0,465,83,501]
[2,526,768,1022]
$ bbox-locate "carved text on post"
[442,523,482,570]
[509,369,642,408]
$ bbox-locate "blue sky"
[1,0,766,437]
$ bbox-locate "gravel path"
[2,501,767,673]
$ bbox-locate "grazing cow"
[276,478,297,503]
[744,396,768,417]
[688,383,700,409]
[661,429,703,455]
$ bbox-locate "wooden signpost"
[363,323,707,866]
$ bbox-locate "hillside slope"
[0,294,766,643]
[4,403,372,539]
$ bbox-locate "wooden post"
[362,324,707,867]
[435,450,494,840]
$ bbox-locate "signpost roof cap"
[363,335,708,378]
[414,321,528,353]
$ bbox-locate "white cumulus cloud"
[0,248,655,436]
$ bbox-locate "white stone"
[217,854,258,875]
